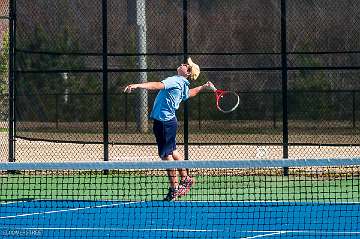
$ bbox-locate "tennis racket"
[208,84,240,113]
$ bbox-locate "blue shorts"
[153,118,177,158]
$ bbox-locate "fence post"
[125,93,128,130]
[281,0,289,175]
[135,0,148,133]
[353,90,356,128]
[272,92,276,128]
[198,92,202,130]
[8,0,15,162]
[102,0,109,163]
[55,94,59,129]
[183,0,189,161]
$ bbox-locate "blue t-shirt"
[150,75,190,121]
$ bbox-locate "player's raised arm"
[188,81,214,98]
[124,82,165,93]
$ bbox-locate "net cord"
[1,158,360,170]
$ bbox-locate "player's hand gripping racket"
[207,82,240,113]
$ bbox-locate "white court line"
[2,199,359,218]
[2,228,360,236]
[3,200,360,205]
[159,200,360,204]
[241,231,286,239]
[248,230,360,235]
[0,201,143,219]
[241,230,360,238]
[1,227,220,232]
[0,201,30,205]
[0,199,45,206]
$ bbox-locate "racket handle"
[207,83,217,92]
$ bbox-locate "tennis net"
[0,159,360,238]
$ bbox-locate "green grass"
[0,128,8,132]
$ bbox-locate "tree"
[0,30,8,94]
[16,26,99,123]
[289,54,333,120]
[0,30,9,120]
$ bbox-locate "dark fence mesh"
[0,0,358,162]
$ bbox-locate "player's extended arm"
[124,82,165,93]
[189,81,214,98]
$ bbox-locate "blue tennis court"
[1,200,360,239]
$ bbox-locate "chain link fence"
[0,0,9,161]
[1,0,360,162]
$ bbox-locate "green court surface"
[1,172,359,202]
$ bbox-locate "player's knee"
[162,155,172,161]
[172,150,183,161]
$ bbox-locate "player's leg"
[172,150,195,197]
[153,118,181,201]
[172,150,187,178]
[163,154,179,189]
[162,154,180,201]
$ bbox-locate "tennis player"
[124,58,211,201]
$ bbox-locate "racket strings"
[218,92,239,113]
